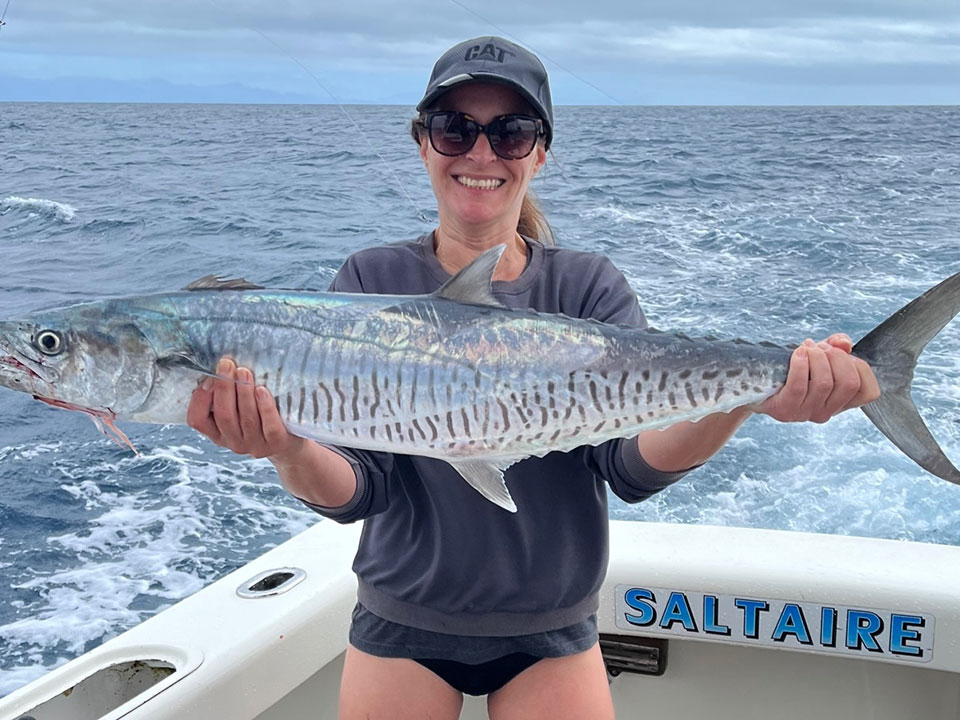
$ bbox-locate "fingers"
[186,358,256,454]
[846,357,881,410]
[797,340,834,422]
[818,334,882,412]
[185,357,299,460]
[211,358,244,450]
[817,342,861,422]
[186,374,221,442]
[236,367,264,449]
[824,333,853,353]
[763,344,810,420]
[258,386,298,456]
[757,334,876,423]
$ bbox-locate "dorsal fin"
[183,275,264,291]
[433,244,507,308]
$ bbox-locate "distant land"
[2,73,957,106]
[0,75,395,104]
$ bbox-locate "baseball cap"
[416,37,554,150]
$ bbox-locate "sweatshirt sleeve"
[294,445,394,524]
[292,259,396,523]
[577,257,699,503]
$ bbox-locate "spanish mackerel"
[0,246,958,511]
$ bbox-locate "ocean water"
[1,102,959,696]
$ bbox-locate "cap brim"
[416,72,552,149]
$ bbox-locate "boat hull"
[2,520,958,719]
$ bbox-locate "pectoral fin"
[157,353,220,379]
[448,459,519,512]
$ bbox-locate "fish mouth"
[0,354,41,379]
[0,330,53,383]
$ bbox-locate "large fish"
[0,246,958,511]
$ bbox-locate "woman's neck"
[433,224,529,282]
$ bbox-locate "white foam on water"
[0,439,318,697]
[1,196,77,222]
[0,443,64,463]
[0,662,69,699]
[612,398,960,544]
[4,104,960,697]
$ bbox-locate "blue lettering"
[821,606,837,647]
[624,588,657,627]
[771,603,812,645]
[660,592,698,632]
[846,610,884,653]
[703,595,730,636]
[735,599,769,639]
[889,614,925,658]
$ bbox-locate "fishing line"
[0,0,13,33]
[200,1,627,220]
[203,0,429,223]
[442,0,627,183]
[445,0,624,106]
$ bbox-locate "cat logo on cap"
[464,42,515,63]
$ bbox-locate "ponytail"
[518,191,555,246]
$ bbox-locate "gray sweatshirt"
[299,234,694,636]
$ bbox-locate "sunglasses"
[419,111,544,160]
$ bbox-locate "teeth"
[456,176,504,190]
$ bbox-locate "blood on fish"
[34,396,138,454]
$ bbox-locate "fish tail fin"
[852,271,960,483]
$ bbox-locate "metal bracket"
[600,633,668,677]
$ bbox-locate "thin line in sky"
[446,0,623,106]
[0,0,13,33]
[201,0,429,224]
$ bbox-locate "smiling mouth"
[456,176,505,190]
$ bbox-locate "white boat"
[2,519,958,720]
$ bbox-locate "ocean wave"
[1,196,77,222]
[2,101,960,697]
[0,664,59,700]
[0,437,317,695]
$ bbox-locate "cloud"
[1,0,957,104]
[621,19,960,65]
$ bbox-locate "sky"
[0,0,958,105]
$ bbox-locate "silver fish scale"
[6,261,959,498]
[166,293,791,461]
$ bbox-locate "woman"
[187,37,879,720]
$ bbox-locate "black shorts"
[348,603,599,696]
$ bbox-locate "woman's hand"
[186,358,308,462]
[755,333,881,423]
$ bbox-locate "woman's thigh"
[486,643,614,720]
[339,644,464,720]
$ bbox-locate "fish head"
[0,305,159,417]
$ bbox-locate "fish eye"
[35,330,64,355]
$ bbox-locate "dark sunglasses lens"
[488,116,539,159]
[428,113,478,156]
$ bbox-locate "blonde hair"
[411,118,556,246]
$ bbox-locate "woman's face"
[419,82,547,233]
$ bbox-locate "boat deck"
[3,520,959,720]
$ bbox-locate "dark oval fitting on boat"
[236,567,307,599]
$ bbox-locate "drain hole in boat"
[253,572,293,591]
[14,660,176,720]
[236,567,307,599]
